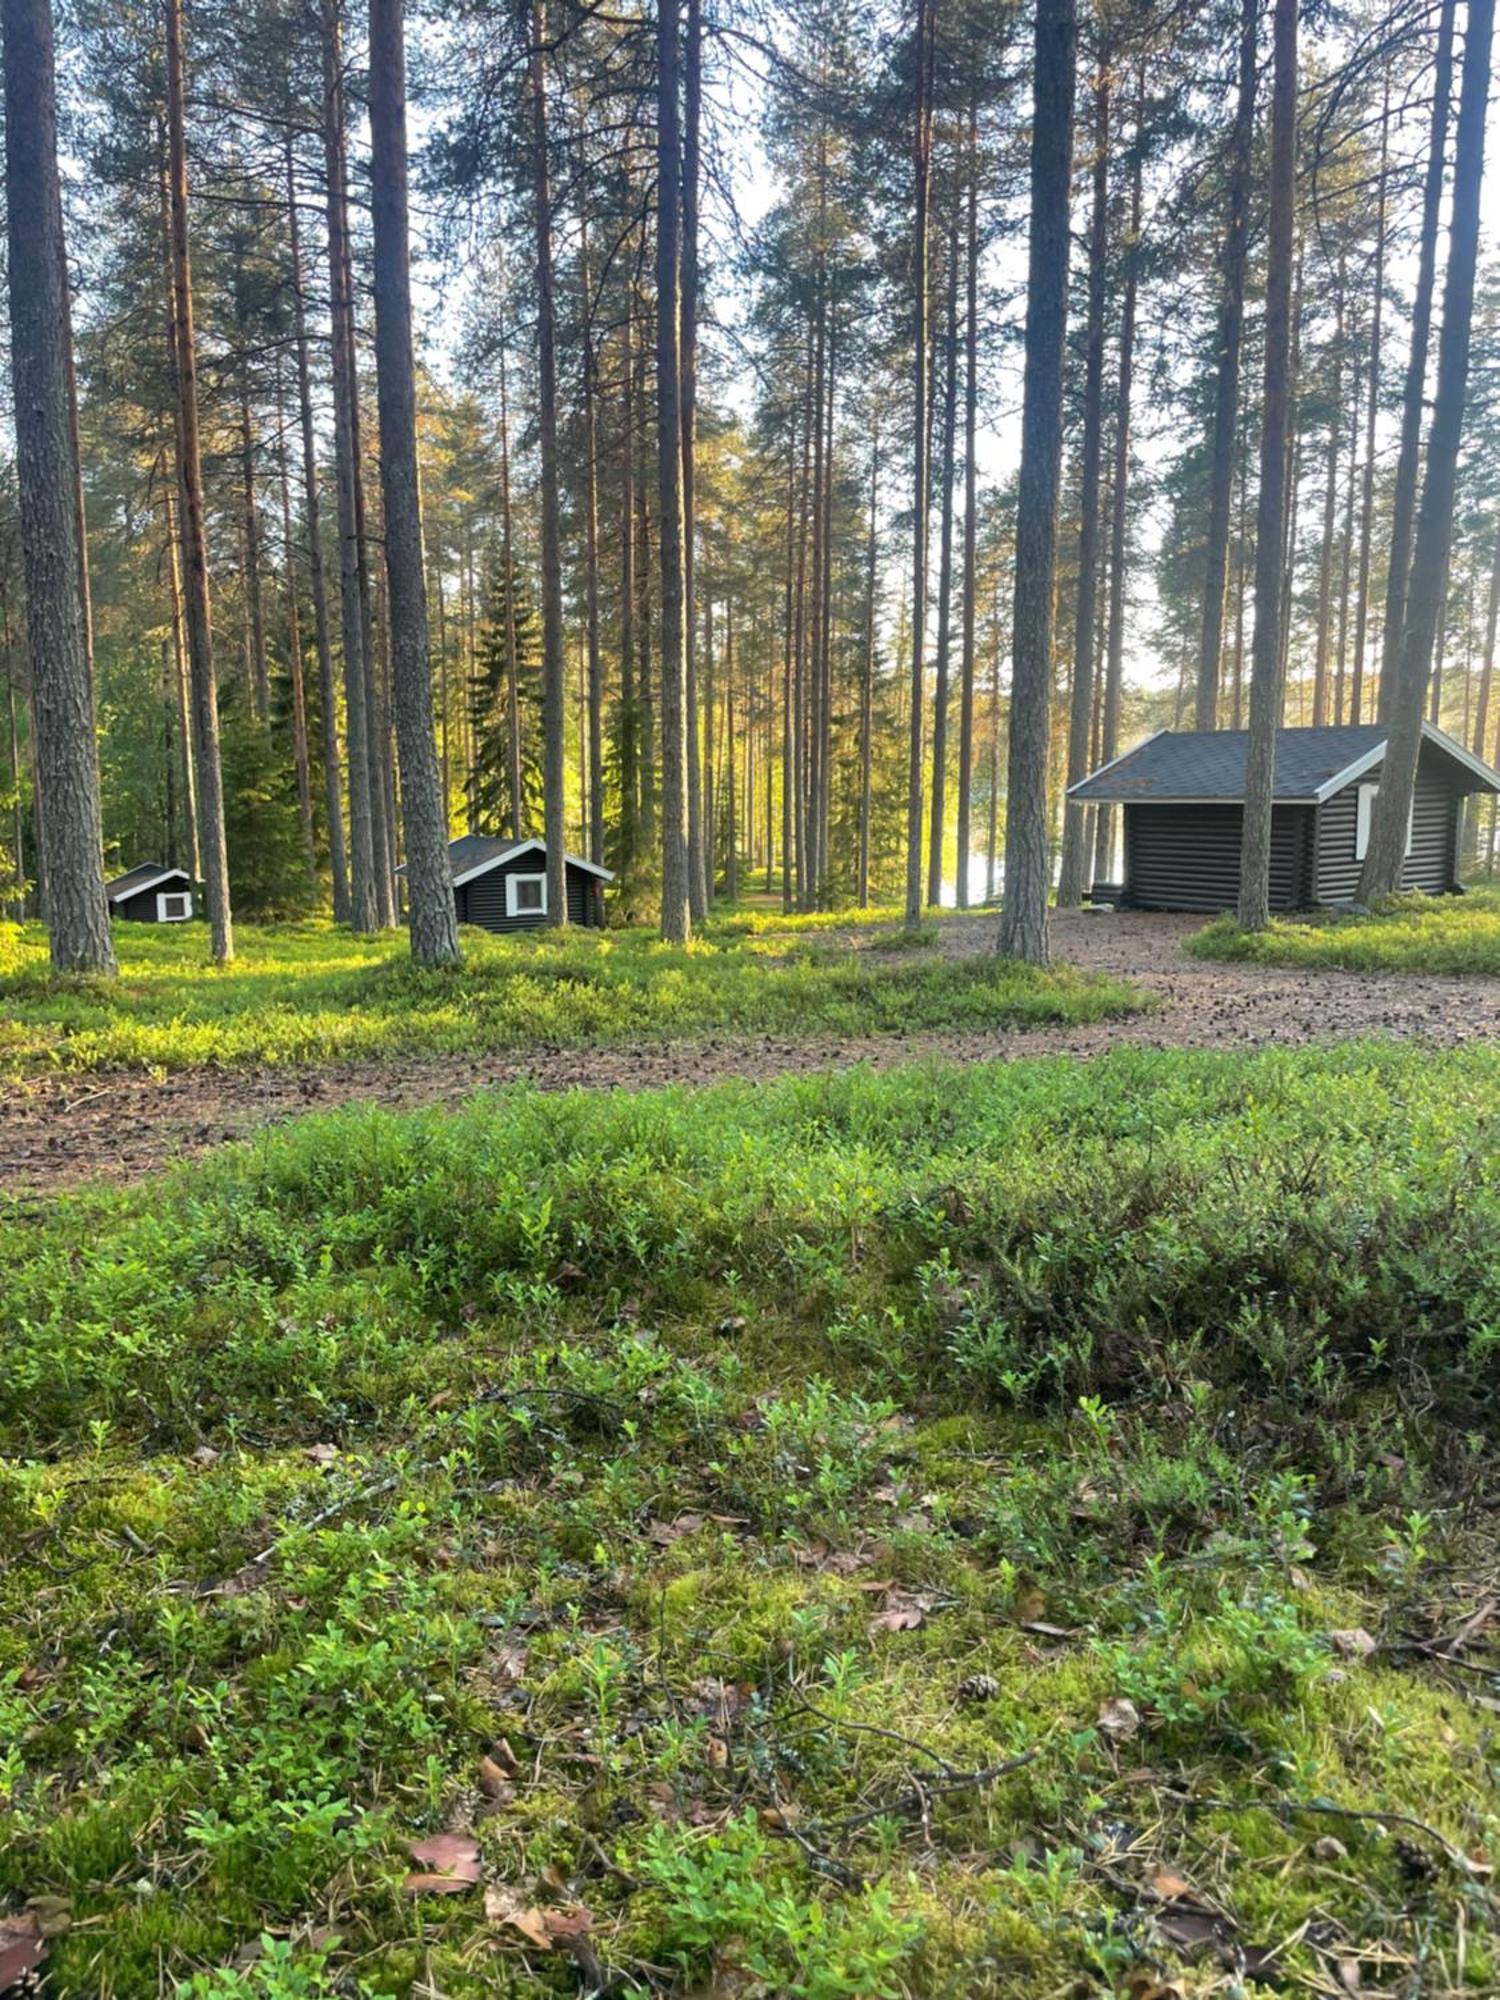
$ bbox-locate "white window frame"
[156,889,193,922]
[505,872,548,918]
[1354,781,1413,861]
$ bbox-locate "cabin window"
[156,890,192,921]
[1354,782,1413,861]
[506,872,547,917]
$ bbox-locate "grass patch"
[1187,884,1500,974]
[2,1044,1497,1994]
[0,915,1137,1078]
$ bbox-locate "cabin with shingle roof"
[1068,722,1500,912]
[105,863,195,923]
[400,836,613,932]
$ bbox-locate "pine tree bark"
[275,357,316,876]
[322,0,380,930]
[1237,0,1297,930]
[656,0,691,941]
[579,215,605,867]
[368,0,459,965]
[1379,0,1457,721]
[1057,64,1109,905]
[927,203,960,908]
[682,0,707,919]
[1,0,114,973]
[1000,0,1075,963]
[904,0,934,928]
[619,285,639,866]
[1311,263,1344,729]
[286,133,348,921]
[1361,0,1492,897]
[237,353,270,726]
[164,0,232,962]
[1195,0,1258,728]
[955,103,980,908]
[529,0,567,922]
[1473,524,1500,761]
[1092,132,1140,887]
[1349,90,1388,727]
[497,331,524,837]
[859,431,879,907]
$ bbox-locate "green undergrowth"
[1187,883,1500,974]
[0,913,1135,1078]
[2,1044,1497,1995]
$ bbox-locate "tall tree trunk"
[286,132,348,921]
[724,598,737,899]
[1092,128,1140,886]
[1000,0,1075,963]
[1378,0,1457,721]
[619,285,639,867]
[275,357,316,876]
[1311,262,1343,728]
[579,216,605,867]
[1,0,114,973]
[1332,332,1361,724]
[656,0,691,941]
[238,358,270,725]
[1361,0,1492,896]
[1237,0,1297,930]
[1474,526,1500,762]
[1349,90,1388,727]
[781,428,795,912]
[927,202,960,908]
[1195,0,1258,728]
[859,431,878,907]
[703,595,715,895]
[322,0,379,930]
[1057,63,1109,904]
[497,332,524,837]
[369,0,459,965]
[530,0,567,923]
[164,0,232,962]
[163,485,200,881]
[682,0,706,919]
[904,0,934,928]
[955,103,980,908]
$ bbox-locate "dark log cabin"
[105,863,195,922]
[402,836,612,933]
[1070,722,1500,912]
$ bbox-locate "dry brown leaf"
[488,1736,522,1775]
[305,1442,339,1467]
[1149,1868,1196,1903]
[0,1916,46,1995]
[477,1756,513,1801]
[404,1832,481,1895]
[1329,1627,1377,1659]
[188,1444,220,1468]
[869,1604,924,1634]
[483,1885,593,1951]
[1097,1696,1142,1742]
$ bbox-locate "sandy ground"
[5,909,1500,1198]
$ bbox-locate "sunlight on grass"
[0,913,1141,1077]
[1187,884,1500,974]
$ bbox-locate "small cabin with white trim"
[106,863,195,923]
[1069,721,1500,913]
[414,835,612,932]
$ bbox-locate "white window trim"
[1354,782,1413,861]
[156,889,193,922]
[505,872,548,918]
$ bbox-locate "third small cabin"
[425,835,613,933]
[1069,722,1500,913]
[106,863,195,923]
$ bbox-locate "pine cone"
[957,1672,1000,1703]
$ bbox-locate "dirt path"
[5,910,1500,1198]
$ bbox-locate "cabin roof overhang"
[1067,721,1500,806]
[451,838,613,887]
[106,865,192,904]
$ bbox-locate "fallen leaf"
[188,1444,220,1468]
[1149,1868,1197,1903]
[404,1832,481,1895]
[869,1604,924,1634]
[488,1736,522,1775]
[1313,1835,1349,1861]
[0,1918,45,1995]
[1236,1942,1283,1985]
[646,1513,705,1545]
[1329,1627,1377,1659]
[1097,1696,1141,1742]
[483,1885,592,1950]
[1019,1620,1076,1639]
[1336,1959,1362,1996]
[477,1756,513,1801]
[305,1442,338,1467]
[1156,1908,1221,1955]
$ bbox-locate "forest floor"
[3,1046,1497,1998]
[5,908,1500,1196]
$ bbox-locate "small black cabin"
[1069,722,1500,913]
[106,863,195,923]
[412,836,612,933]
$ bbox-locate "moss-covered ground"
[0,910,1140,1079]
[1187,885,1500,976]
[2,1043,1496,1995]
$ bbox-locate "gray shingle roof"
[1068,723,1500,804]
[106,862,191,901]
[397,836,614,883]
